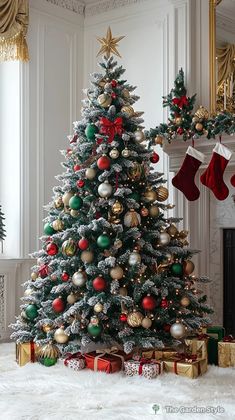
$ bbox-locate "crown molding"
[46,0,85,15]
[85,0,148,17]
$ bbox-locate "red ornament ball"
[150,152,160,164]
[97,155,111,170]
[61,272,69,282]
[93,276,106,291]
[74,164,81,172]
[78,237,89,250]
[96,138,103,145]
[120,313,127,322]
[111,79,117,87]
[77,179,85,188]
[160,297,169,308]
[163,324,171,332]
[111,92,116,99]
[52,297,65,313]
[142,295,157,310]
[46,242,58,256]
[177,127,184,135]
[38,264,49,279]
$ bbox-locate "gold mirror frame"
[209,0,223,114]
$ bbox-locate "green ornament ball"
[87,323,102,337]
[69,195,83,210]
[171,262,183,277]
[39,357,57,367]
[85,124,99,140]
[128,192,140,201]
[97,234,111,249]
[25,304,38,320]
[43,223,55,236]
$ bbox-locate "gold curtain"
[0,0,29,62]
[216,43,235,89]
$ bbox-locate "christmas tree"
[0,204,6,253]
[11,28,212,356]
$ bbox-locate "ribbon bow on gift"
[172,95,188,108]
[197,333,209,340]
[99,117,123,143]
[223,335,235,342]
[64,352,84,366]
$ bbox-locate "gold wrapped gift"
[218,342,235,368]
[185,338,208,362]
[16,342,40,367]
[163,357,207,379]
[142,349,178,360]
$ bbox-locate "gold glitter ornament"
[98,93,112,108]
[112,200,124,215]
[156,186,169,202]
[54,196,63,209]
[149,205,160,217]
[52,219,64,231]
[127,311,144,327]
[180,296,190,307]
[121,105,135,116]
[94,303,103,313]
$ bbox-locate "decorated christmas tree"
[0,204,6,253]
[11,28,212,358]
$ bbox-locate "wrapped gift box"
[84,349,131,373]
[184,337,208,361]
[142,349,178,360]
[124,359,164,379]
[206,326,225,365]
[218,338,235,368]
[163,356,207,379]
[16,342,40,367]
[64,352,86,371]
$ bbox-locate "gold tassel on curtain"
[0,0,29,62]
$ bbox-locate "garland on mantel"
[146,68,235,145]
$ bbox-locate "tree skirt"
[0,343,234,420]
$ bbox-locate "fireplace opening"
[223,229,235,336]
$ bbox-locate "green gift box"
[206,326,225,365]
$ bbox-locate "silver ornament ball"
[170,322,185,339]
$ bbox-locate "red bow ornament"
[172,95,189,108]
[99,117,123,143]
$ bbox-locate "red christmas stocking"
[172,146,205,201]
[200,143,232,200]
[231,174,235,187]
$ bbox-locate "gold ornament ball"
[195,105,209,120]
[180,296,190,307]
[127,311,144,327]
[71,209,79,217]
[149,205,160,217]
[110,266,124,280]
[119,287,127,296]
[122,88,130,99]
[67,293,79,304]
[98,93,112,108]
[24,288,33,297]
[155,135,163,145]
[54,326,69,344]
[175,117,182,125]
[52,219,64,231]
[141,317,152,329]
[112,200,124,215]
[121,148,131,158]
[62,191,74,206]
[54,196,63,209]
[178,230,188,239]
[166,224,178,237]
[109,148,119,159]
[31,272,38,281]
[159,232,171,245]
[134,129,145,143]
[81,250,94,263]
[121,105,134,116]
[114,239,123,249]
[94,303,103,313]
[143,188,157,203]
[192,116,199,123]
[128,163,143,180]
[195,122,203,132]
[85,168,96,180]
[156,186,169,202]
[43,324,52,333]
[183,260,195,275]
[170,322,185,339]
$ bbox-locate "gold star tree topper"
[97,27,125,58]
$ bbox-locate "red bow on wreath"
[99,117,123,143]
[172,95,188,108]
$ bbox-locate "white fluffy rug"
[0,343,235,420]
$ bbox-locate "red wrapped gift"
[84,348,131,373]
[64,352,86,371]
